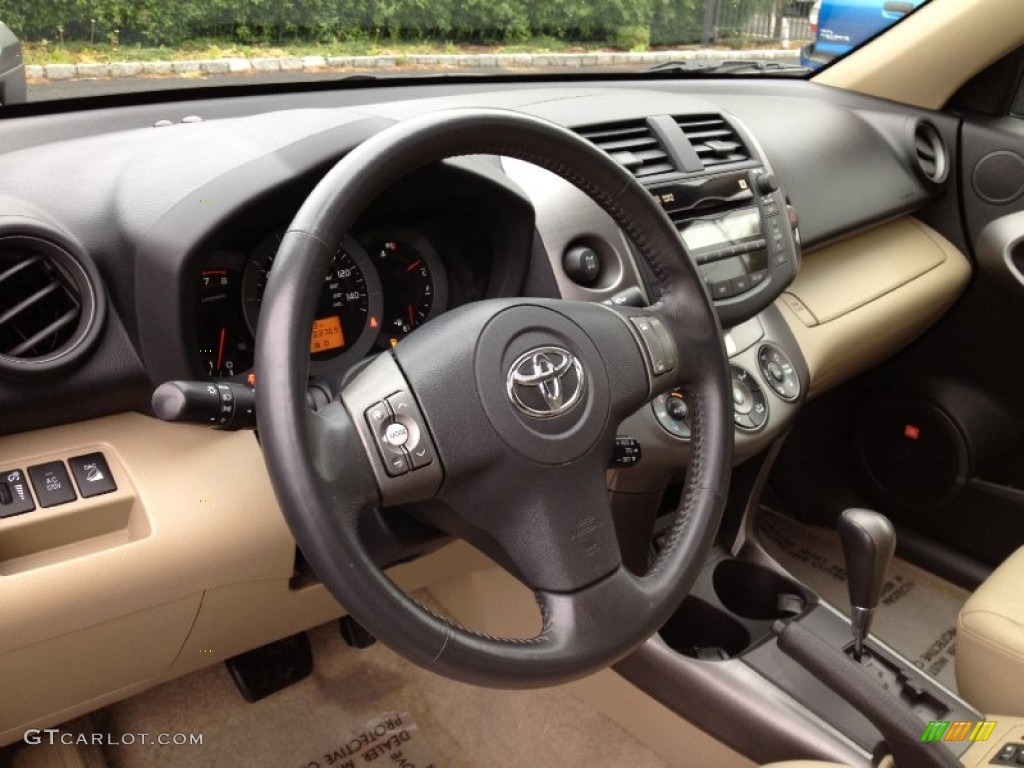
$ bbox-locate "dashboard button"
[748,269,768,287]
[68,453,117,498]
[732,275,751,294]
[408,442,433,470]
[734,413,755,430]
[386,390,435,471]
[27,461,77,508]
[731,366,768,432]
[0,469,35,518]
[629,316,676,376]
[366,401,392,430]
[384,422,409,447]
[712,281,734,300]
[384,451,411,477]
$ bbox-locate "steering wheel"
[255,108,733,688]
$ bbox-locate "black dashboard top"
[0,80,952,436]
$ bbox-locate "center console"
[615,519,986,767]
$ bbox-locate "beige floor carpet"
[73,621,673,768]
[756,508,969,693]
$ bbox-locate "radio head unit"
[649,168,799,326]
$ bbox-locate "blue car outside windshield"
[801,0,927,69]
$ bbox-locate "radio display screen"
[680,209,762,253]
[700,251,768,283]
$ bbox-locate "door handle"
[883,1,914,14]
[975,210,1024,303]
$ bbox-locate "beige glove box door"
[777,217,971,397]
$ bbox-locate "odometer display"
[310,315,344,353]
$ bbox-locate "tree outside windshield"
[0,0,923,102]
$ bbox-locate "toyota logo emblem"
[507,346,586,418]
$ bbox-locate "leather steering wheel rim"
[255,107,733,688]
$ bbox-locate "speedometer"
[242,230,383,367]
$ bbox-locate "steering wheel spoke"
[616,301,724,391]
[337,352,444,508]
[441,457,624,594]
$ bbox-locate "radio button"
[732,275,751,294]
[748,270,768,287]
[712,281,734,300]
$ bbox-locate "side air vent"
[911,120,948,185]
[0,234,105,377]
[577,120,677,178]
[676,114,750,168]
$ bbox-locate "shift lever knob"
[837,508,896,660]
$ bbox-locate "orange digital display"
[310,316,344,353]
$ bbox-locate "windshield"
[0,0,930,104]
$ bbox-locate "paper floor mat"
[88,620,672,768]
[756,509,968,693]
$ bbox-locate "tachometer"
[363,227,447,348]
[242,231,383,367]
[196,265,252,378]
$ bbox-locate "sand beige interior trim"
[0,412,494,745]
[814,0,1024,110]
[777,217,970,397]
[428,564,756,768]
[963,718,1024,767]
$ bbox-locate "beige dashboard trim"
[777,217,970,397]
[814,0,1024,110]
[962,718,1024,766]
[0,412,494,745]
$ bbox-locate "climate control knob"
[731,366,768,431]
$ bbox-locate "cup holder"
[712,558,807,621]
[659,596,751,660]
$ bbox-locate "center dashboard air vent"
[0,233,106,377]
[577,120,677,178]
[676,114,750,168]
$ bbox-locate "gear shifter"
[837,508,896,661]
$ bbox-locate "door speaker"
[858,398,968,510]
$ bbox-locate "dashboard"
[191,176,502,381]
[0,77,973,745]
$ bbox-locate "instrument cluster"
[195,225,447,379]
